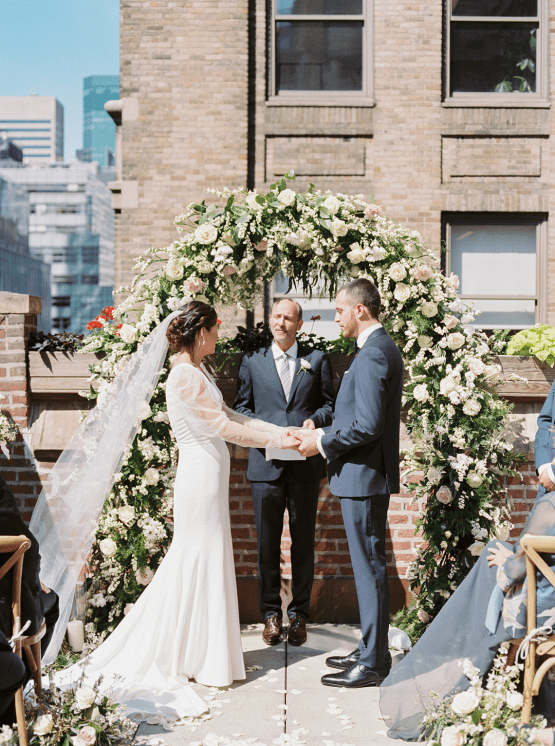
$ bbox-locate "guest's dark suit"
[321,327,403,670]
[234,344,334,619]
[535,379,555,495]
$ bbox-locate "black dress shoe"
[321,662,390,688]
[287,615,307,646]
[326,648,361,670]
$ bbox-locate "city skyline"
[1,0,119,162]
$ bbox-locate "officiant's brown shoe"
[262,615,282,646]
[287,615,307,646]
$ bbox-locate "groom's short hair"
[340,278,381,320]
[271,298,303,321]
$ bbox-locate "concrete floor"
[133,624,401,746]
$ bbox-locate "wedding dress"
[55,362,285,724]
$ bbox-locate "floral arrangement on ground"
[0,394,19,458]
[421,643,544,746]
[77,172,520,645]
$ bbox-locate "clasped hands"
[280,419,321,457]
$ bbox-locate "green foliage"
[507,324,555,366]
[390,604,429,646]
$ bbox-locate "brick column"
[0,292,42,520]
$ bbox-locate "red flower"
[217,319,223,326]
[86,320,103,330]
[100,306,114,321]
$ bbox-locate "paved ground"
[133,624,401,746]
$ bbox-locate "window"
[82,275,99,285]
[82,247,99,264]
[446,0,547,105]
[52,249,77,263]
[52,317,71,330]
[52,296,71,307]
[269,0,373,105]
[52,275,74,285]
[443,214,547,328]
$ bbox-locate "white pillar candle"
[66,619,84,652]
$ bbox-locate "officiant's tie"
[279,353,292,400]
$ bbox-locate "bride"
[41,302,300,723]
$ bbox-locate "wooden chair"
[517,535,555,724]
[0,535,47,746]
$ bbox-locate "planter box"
[29,351,103,395]
[494,355,555,401]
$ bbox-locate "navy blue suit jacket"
[322,327,404,498]
[535,378,555,495]
[233,345,335,482]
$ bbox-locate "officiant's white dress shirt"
[272,339,298,390]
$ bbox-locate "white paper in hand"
[266,447,306,461]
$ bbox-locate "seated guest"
[0,475,59,725]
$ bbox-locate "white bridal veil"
[30,310,181,664]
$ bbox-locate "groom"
[234,298,334,646]
[296,278,404,687]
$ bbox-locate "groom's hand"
[295,429,320,457]
[281,433,302,450]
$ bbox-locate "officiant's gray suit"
[234,344,334,620]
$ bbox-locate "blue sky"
[1,0,120,161]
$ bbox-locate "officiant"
[234,298,334,646]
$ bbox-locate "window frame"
[442,212,548,329]
[444,0,549,107]
[267,0,374,107]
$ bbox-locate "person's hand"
[487,542,513,568]
[294,429,320,457]
[281,433,301,450]
[302,419,316,430]
[40,582,51,594]
[539,469,555,492]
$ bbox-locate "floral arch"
[81,173,518,644]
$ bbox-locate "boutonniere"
[296,359,312,376]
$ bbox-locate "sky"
[1,0,120,161]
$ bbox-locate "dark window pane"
[452,0,537,16]
[450,22,537,93]
[277,0,362,13]
[276,21,363,91]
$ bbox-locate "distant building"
[0,177,51,332]
[0,96,63,165]
[0,137,23,164]
[82,76,119,167]
[0,162,114,333]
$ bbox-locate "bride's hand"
[281,433,301,450]
[487,542,513,567]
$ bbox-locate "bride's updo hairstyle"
[166,301,218,352]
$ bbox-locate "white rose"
[183,276,204,294]
[99,538,117,558]
[417,608,433,624]
[138,401,152,420]
[448,272,460,290]
[468,541,485,556]
[153,410,170,422]
[277,189,296,206]
[444,314,458,330]
[330,217,348,237]
[418,335,433,349]
[483,730,508,746]
[441,725,466,746]
[346,246,365,264]
[300,359,311,371]
[221,231,237,246]
[463,399,481,417]
[389,263,407,282]
[323,195,341,214]
[506,691,524,710]
[447,332,465,350]
[412,265,434,282]
[440,375,459,395]
[239,258,253,272]
[467,358,486,376]
[466,471,483,489]
[451,690,480,715]
[74,685,96,710]
[421,301,438,318]
[165,260,183,280]
[135,566,154,586]
[145,467,159,486]
[166,297,182,312]
[117,505,135,524]
[394,283,411,303]
[34,714,54,736]
[496,523,511,542]
[246,193,261,211]
[350,266,360,277]
[413,384,429,402]
[436,486,453,505]
[427,466,442,486]
[77,727,96,746]
[194,223,218,244]
[119,324,137,344]
[364,203,382,219]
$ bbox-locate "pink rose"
[364,203,382,219]
[183,277,204,294]
[444,314,458,330]
[255,239,268,252]
[222,265,237,276]
[412,265,434,282]
[436,486,454,505]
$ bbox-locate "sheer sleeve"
[170,365,283,449]
[497,491,555,591]
[221,401,286,435]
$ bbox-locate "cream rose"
[451,690,480,715]
[468,541,485,556]
[483,730,508,746]
[277,189,296,206]
[389,262,407,282]
[506,691,524,710]
[99,538,117,558]
[436,486,453,505]
[74,685,96,710]
[448,332,465,350]
[444,314,458,330]
[394,283,411,303]
[413,384,429,402]
[138,401,152,420]
[427,466,442,485]
[330,217,348,237]
[364,203,382,219]
[117,505,135,524]
[165,260,183,281]
[239,258,253,272]
[467,357,486,376]
[34,714,54,736]
[417,335,433,349]
[347,246,365,264]
[440,375,460,395]
[246,193,261,211]
[412,265,434,282]
[145,467,160,486]
[194,223,218,244]
[417,608,433,624]
[350,266,360,277]
[135,566,154,586]
[441,725,466,746]
[221,231,237,247]
[466,471,483,489]
[77,726,96,746]
[323,195,341,214]
[222,265,237,276]
[421,301,438,318]
[119,324,137,344]
[183,276,204,294]
[463,399,481,417]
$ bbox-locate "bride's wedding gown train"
[55,363,284,724]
